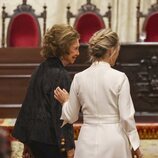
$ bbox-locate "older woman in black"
[12,24,80,158]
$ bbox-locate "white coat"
[61,61,140,158]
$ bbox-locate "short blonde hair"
[41,24,79,58]
[88,28,119,62]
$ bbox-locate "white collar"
[91,61,111,68]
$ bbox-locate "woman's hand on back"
[54,87,69,105]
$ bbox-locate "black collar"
[46,57,64,67]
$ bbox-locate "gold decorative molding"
[0,123,158,140]
[137,123,158,139]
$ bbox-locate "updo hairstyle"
[88,29,119,62]
[41,24,79,58]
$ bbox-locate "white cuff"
[128,130,140,151]
[60,101,69,127]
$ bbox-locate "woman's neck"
[59,57,68,66]
[95,58,111,64]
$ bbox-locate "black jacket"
[12,57,75,150]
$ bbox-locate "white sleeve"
[60,74,81,125]
[118,74,140,151]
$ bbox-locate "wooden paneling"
[0,104,21,118]
[0,43,158,118]
[0,64,38,75]
[0,75,30,104]
[0,48,43,63]
[116,43,158,112]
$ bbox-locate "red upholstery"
[74,12,105,43]
[7,13,40,47]
[144,13,158,42]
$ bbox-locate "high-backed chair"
[67,0,111,43]
[1,0,47,47]
[137,0,158,42]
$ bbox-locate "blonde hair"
[41,24,79,58]
[88,28,119,62]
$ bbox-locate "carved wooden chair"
[67,0,111,43]
[1,0,47,47]
[137,0,158,42]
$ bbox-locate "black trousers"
[29,141,66,158]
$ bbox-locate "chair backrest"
[137,0,158,42]
[143,12,158,42]
[1,0,47,47]
[67,0,111,43]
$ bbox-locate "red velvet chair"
[67,0,111,43]
[143,13,158,42]
[1,0,47,47]
[137,0,158,42]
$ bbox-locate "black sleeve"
[62,123,75,150]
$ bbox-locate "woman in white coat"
[54,29,143,158]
